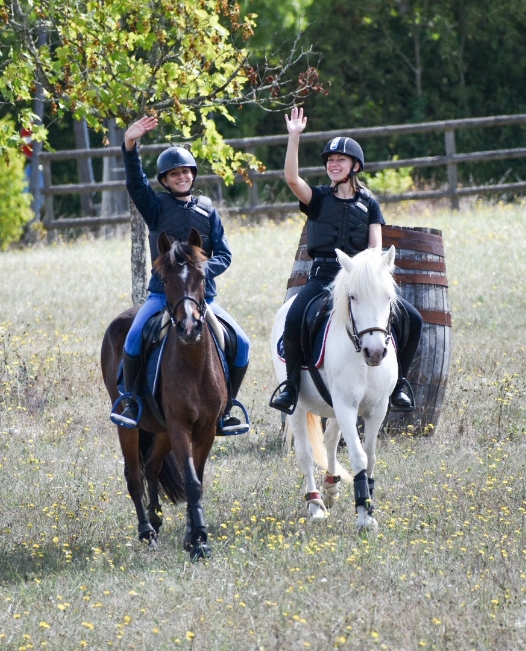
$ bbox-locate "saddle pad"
[118,322,229,402]
[277,315,332,369]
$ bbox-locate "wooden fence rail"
[39,113,526,230]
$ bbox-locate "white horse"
[271,246,398,531]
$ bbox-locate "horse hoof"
[308,503,328,521]
[356,515,378,535]
[190,542,211,562]
[139,529,157,543]
[148,538,159,550]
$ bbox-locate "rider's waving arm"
[284,107,312,207]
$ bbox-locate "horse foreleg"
[290,409,327,521]
[336,405,377,533]
[183,456,210,561]
[118,428,158,546]
[358,402,389,527]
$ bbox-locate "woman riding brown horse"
[101,229,226,560]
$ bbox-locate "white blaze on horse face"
[179,263,190,283]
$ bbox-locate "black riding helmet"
[156,147,198,195]
[320,137,364,173]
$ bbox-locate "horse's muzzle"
[175,317,203,344]
[362,345,388,366]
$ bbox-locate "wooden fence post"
[445,128,460,210]
[247,147,259,211]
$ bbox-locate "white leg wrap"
[321,474,341,508]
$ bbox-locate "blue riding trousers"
[124,292,250,368]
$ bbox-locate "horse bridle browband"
[345,296,393,353]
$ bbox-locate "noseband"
[345,295,393,353]
[167,294,207,327]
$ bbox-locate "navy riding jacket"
[122,143,232,300]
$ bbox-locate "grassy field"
[0,200,525,650]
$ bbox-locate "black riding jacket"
[301,185,385,259]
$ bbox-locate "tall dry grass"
[0,201,525,650]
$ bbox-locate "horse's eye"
[350,295,355,301]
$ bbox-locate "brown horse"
[101,229,227,560]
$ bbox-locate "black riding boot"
[390,374,415,412]
[111,351,142,428]
[222,363,249,429]
[269,336,302,415]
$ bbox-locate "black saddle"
[299,291,334,407]
[290,292,410,408]
[135,309,239,427]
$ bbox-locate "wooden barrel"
[284,223,452,435]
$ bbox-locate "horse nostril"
[381,347,388,359]
[363,347,371,359]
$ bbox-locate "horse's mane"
[153,239,206,276]
[331,248,398,325]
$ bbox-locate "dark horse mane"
[153,238,206,277]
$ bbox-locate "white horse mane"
[330,247,398,326]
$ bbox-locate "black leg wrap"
[185,505,210,561]
[354,469,371,510]
[368,477,375,501]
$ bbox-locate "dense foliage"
[0,0,319,181]
[235,0,526,185]
[0,120,33,249]
[1,0,525,198]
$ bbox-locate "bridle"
[167,294,207,328]
[345,295,393,353]
[164,263,207,332]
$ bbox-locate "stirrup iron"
[110,393,143,429]
[217,399,250,436]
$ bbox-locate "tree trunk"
[130,199,148,305]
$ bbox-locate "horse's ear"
[188,227,203,250]
[382,245,396,269]
[158,231,172,255]
[335,248,353,273]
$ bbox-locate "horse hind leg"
[320,418,344,509]
[291,410,327,521]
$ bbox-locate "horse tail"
[306,412,328,468]
[306,414,353,483]
[138,429,186,504]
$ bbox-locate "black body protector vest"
[149,193,214,262]
[307,186,373,258]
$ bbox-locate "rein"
[345,296,393,353]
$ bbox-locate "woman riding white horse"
[271,245,398,530]
[269,107,422,417]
